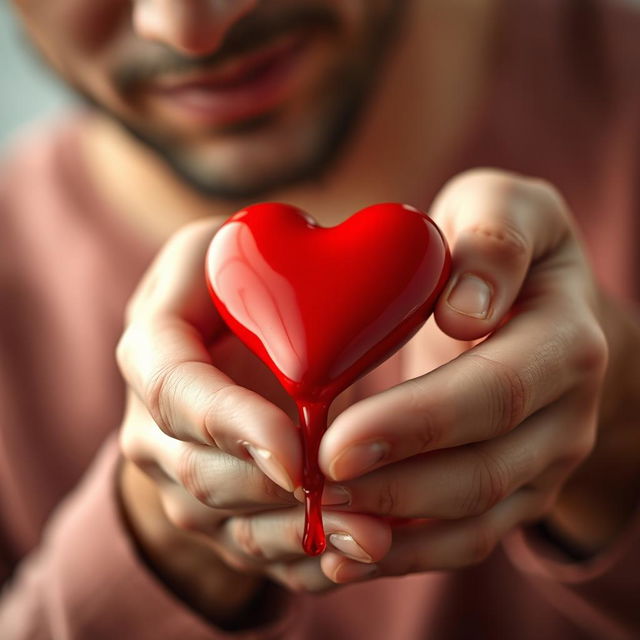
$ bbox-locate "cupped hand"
[318,169,610,581]
[116,219,391,607]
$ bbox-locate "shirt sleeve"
[502,507,640,640]
[0,434,297,640]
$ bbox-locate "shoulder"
[0,113,88,253]
[0,114,81,188]
[0,114,85,338]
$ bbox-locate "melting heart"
[206,202,450,554]
[206,202,450,401]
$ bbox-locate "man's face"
[15,0,406,199]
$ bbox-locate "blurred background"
[2,0,640,149]
[0,4,74,148]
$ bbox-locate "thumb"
[431,169,570,341]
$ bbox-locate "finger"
[322,390,596,519]
[430,169,579,341]
[267,557,336,593]
[117,223,301,492]
[213,509,391,571]
[154,439,299,511]
[120,323,300,490]
[320,552,381,585]
[156,481,230,535]
[123,218,225,335]
[122,392,302,510]
[363,488,546,578]
[152,484,331,593]
[321,295,606,481]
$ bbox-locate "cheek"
[62,0,131,53]
[15,0,130,60]
[14,0,133,107]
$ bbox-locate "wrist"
[116,457,264,626]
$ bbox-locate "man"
[1,0,639,637]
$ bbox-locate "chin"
[130,107,352,200]
[165,151,329,201]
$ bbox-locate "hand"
[116,219,392,618]
[316,169,633,580]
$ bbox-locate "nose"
[132,0,259,56]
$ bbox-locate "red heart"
[206,202,450,402]
[206,202,450,555]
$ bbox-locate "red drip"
[297,401,330,555]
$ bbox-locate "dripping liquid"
[296,400,331,556]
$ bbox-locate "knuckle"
[463,449,511,516]
[163,499,202,533]
[404,379,441,451]
[466,219,530,264]
[175,447,211,505]
[118,428,146,467]
[144,361,183,437]
[498,361,529,433]
[200,489,227,510]
[469,354,529,436]
[232,517,266,562]
[572,320,609,381]
[375,478,402,517]
[200,383,237,445]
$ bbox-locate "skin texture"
[11,0,640,626]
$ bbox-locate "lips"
[146,31,312,127]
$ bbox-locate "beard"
[83,2,408,201]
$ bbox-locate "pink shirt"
[1,0,639,637]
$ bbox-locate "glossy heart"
[206,202,450,555]
[206,202,451,402]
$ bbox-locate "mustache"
[114,4,340,92]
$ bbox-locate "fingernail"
[322,485,351,506]
[447,273,492,319]
[329,533,373,563]
[243,443,294,493]
[329,441,389,479]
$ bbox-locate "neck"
[81,0,501,239]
